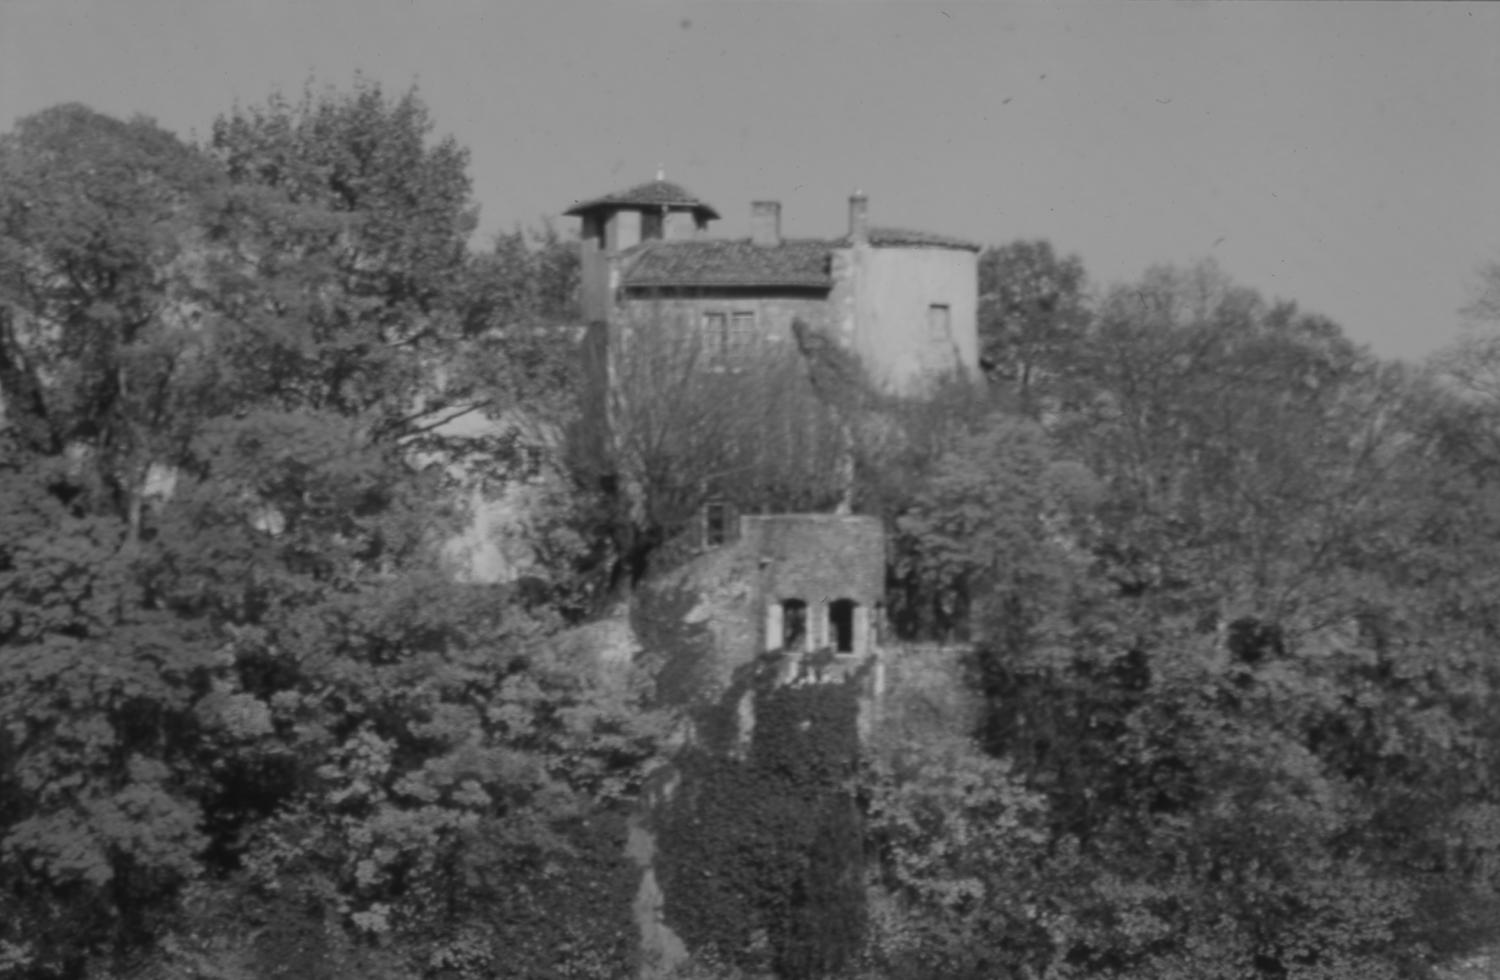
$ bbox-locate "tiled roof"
[564,179,721,220]
[857,226,982,251]
[617,225,980,289]
[620,239,834,289]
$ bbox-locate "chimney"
[751,200,781,247]
[848,190,869,244]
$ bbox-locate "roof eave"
[623,279,833,290]
[564,200,721,221]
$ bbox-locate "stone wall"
[855,244,979,394]
[616,291,832,349]
[741,513,885,657]
[742,513,884,607]
[636,513,888,703]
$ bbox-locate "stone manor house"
[562,175,983,667]
[566,174,981,395]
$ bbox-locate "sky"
[3,0,1498,361]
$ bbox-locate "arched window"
[782,599,808,651]
[829,599,858,654]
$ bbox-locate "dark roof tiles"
[620,238,833,289]
[565,179,721,220]
[618,227,979,289]
[858,226,982,251]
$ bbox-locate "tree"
[862,733,1050,980]
[464,221,580,334]
[1461,260,1500,329]
[0,104,231,540]
[0,443,218,978]
[121,404,662,980]
[1,95,658,979]
[206,78,479,428]
[891,412,1095,643]
[894,261,1500,977]
[572,308,849,585]
[976,239,1091,409]
[1049,260,1381,629]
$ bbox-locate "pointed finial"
[656,164,666,182]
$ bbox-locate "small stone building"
[565,175,981,395]
[745,514,885,660]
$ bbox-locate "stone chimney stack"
[751,200,781,247]
[848,190,869,244]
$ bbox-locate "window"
[829,599,858,654]
[782,599,808,651]
[704,500,730,546]
[927,303,951,342]
[926,304,956,373]
[702,312,727,366]
[702,310,756,369]
[729,311,756,357]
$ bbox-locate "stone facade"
[743,514,885,660]
[841,242,979,392]
[563,175,981,681]
[566,176,980,397]
[612,292,832,352]
[565,177,983,695]
[563,181,983,976]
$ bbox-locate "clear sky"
[3,0,1497,361]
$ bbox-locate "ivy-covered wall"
[655,663,868,979]
[623,512,943,978]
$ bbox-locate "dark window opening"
[642,209,664,241]
[782,599,807,651]
[705,501,729,546]
[829,599,857,653]
[582,214,605,249]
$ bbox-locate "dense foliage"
[3,88,1499,980]
[872,261,1500,979]
[570,309,849,587]
[656,666,866,979]
[0,90,648,980]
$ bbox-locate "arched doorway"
[829,599,858,654]
[782,599,808,651]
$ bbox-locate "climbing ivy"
[655,662,867,978]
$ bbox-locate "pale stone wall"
[580,238,611,322]
[439,479,567,585]
[605,209,643,252]
[839,244,980,395]
[420,405,568,585]
[662,210,700,241]
[827,247,861,351]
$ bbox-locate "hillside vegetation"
[3,84,1499,980]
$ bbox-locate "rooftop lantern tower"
[565,171,721,321]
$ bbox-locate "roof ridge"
[564,178,721,219]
